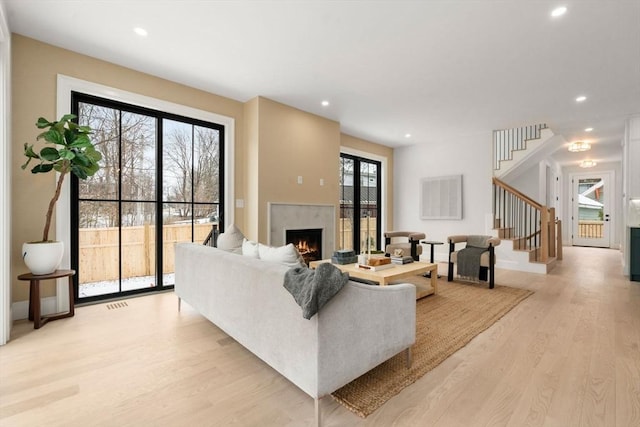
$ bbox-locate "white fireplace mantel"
[268,203,335,260]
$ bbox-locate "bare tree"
[77,105,220,229]
[163,123,220,222]
[78,104,156,227]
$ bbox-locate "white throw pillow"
[258,243,304,268]
[242,238,260,258]
[216,224,245,254]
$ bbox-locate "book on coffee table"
[390,255,414,265]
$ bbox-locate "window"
[339,153,381,253]
[72,92,224,302]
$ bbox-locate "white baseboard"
[11,297,58,321]
[495,258,548,274]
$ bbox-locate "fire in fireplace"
[286,228,322,265]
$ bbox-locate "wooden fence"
[81,218,379,282]
[338,217,378,251]
[578,221,604,238]
[79,223,214,282]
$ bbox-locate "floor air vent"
[106,301,129,310]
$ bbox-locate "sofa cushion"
[242,238,260,258]
[258,243,305,268]
[216,224,245,253]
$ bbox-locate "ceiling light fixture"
[576,95,587,102]
[404,133,411,138]
[551,6,567,17]
[321,100,329,107]
[579,160,597,168]
[584,127,594,132]
[134,27,148,37]
[568,141,591,152]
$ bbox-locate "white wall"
[626,115,640,199]
[622,115,640,275]
[504,162,540,204]
[0,1,11,345]
[394,133,493,262]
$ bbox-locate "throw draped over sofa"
[447,235,501,288]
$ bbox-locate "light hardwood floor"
[1,246,639,426]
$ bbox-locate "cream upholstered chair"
[384,231,425,261]
[447,235,500,288]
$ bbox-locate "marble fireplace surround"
[268,203,336,260]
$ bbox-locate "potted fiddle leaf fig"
[21,114,102,275]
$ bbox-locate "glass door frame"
[570,170,613,248]
[70,92,225,303]
[339,153,382,254]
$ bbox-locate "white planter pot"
[22,241,64,275]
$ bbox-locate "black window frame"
[339,153,382,253]
[70,91,225,304]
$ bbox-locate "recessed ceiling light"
[321,100,329,107]
[576,95,587,102]
[134,27,148,37]
[551,6,567,17]
[404,133,411,138]
[585,127,594,132]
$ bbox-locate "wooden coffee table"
[309,259,438,295]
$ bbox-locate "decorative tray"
[355,263,395,271]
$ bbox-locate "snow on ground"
[79,274,175,297]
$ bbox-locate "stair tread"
[529,257,557,265]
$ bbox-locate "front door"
[572,172,612,248]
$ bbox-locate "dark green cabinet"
[631,227,640,282]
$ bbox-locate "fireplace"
[269,203,335,260]
[286,228,322,265]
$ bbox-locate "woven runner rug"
[331,279,533,417]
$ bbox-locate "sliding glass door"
[339,154,382,253]
[72,93,224,303]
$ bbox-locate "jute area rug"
[331,279,533,418]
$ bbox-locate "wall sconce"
[568,141,591,152]
[579,160,597,168]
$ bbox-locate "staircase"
[491,177,561,274]
[488,122,562,274]
[493,123,554,178]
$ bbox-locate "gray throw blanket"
[457,235,491,281]
[284,263,349,319]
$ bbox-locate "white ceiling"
[4,0,640,166]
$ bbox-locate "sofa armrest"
[408,232,426,241]
[488,237,501,247]
[384,231,426,241]
[384,231,411,238]
[315,281,416,396]
[448,235,468,244]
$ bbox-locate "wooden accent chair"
[447,235,501,288]
[384,231,426,261]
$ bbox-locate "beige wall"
[242,97,260,240]
[248,97,341,243]
[10,35,394,306]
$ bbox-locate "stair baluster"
[493,123,548,171]
[492,177,560,264]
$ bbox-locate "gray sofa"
[174,243,416,425]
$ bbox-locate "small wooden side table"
[17,269,76,329]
